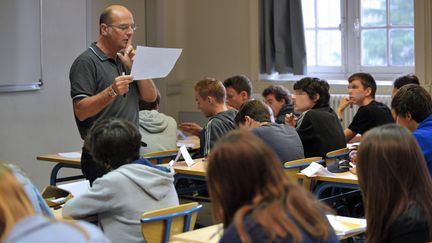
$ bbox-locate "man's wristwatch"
[108,86,118,98]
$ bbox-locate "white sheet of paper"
[300,162,335,177]
[130,46,182,80]
[58,180,89,197]
[58,152,81,158]
[180,145,195,167]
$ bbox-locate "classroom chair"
[143,149,178,164]
[140,202,203,243]
[325,147,350,167]
[284,157,324,189]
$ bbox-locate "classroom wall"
[0,0,86,189]
[0,0,146,189]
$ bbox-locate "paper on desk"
[58,180,90,197]
[169,145,196,167]
[130,46,182,80]
[300,162,334,177]
[58,152,81,158]
[326,214,366,236]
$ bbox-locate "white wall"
[0,0,86,189]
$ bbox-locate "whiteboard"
[0,0,41,92]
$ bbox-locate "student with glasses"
[69,5,157,185]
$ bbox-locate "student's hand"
[337,97,353,118]
[285,113,296,127]
[112,75,134,96]
[178,122,203,137]
[349,167,357,175]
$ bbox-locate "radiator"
[329,94,392,128]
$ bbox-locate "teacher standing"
[69,5,156,185]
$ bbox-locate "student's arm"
[62,178,113,219]
[344,128,357,142]
[337,97,353,120]
[178,122,203,137]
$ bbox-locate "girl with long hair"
[357,124,432,242]
[207,130,338,243]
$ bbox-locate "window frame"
[302,0,414,81]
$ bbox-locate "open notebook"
[326,215,366,236]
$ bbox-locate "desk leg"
[50,163,84,186]
[314,182,359,200]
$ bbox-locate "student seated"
[223,74,253,110]
[0,163,109,243]
[139,90,177,154]
[391,73,419,97]
[391,84,432,176]
[63,118,179,243]
[207,130,338,243]
[357,124,432,242]
[179,78,237,157]
[337,72,394,142]
[235,100,304,163]
[285,77,346,158]
[262,84,293,124]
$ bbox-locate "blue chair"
[325,147,350,167]
[143,150,178,164]
[140,202,203,243]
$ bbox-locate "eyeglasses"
[107,24,136,31]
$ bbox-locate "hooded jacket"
[413,114,432,176]
[200,109,237,157]
[139,110,178,154]
[63,159,179,243]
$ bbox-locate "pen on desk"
[122,72,126,98]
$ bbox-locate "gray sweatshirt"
[139,110,178,154]
[63,163,179,243]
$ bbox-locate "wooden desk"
[171,215,366,242]
[37,153,207,186]
[171,224,222,243]
[169,160,207,177]
[37,152,83,185]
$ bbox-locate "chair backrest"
[284,157,324,178]
[143,149,178,164]
[325,147,350,167]
[140,202,203,243]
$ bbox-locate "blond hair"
[0,163,34,241]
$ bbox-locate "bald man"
[70,5,157,184]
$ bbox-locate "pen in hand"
[122,72,126,98]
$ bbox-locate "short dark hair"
[234,100,271,125]
[195,77,226,104]
[348,72,377,98]
[85,118,141,170]
[139,90,161,111]
[393,74,420,89]
[223,75,253,97]
[99,8,112,26]
[261,85,291,104]
[391,84,432,123]
[293,77,330,108]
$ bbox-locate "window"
[302,0,414,80]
